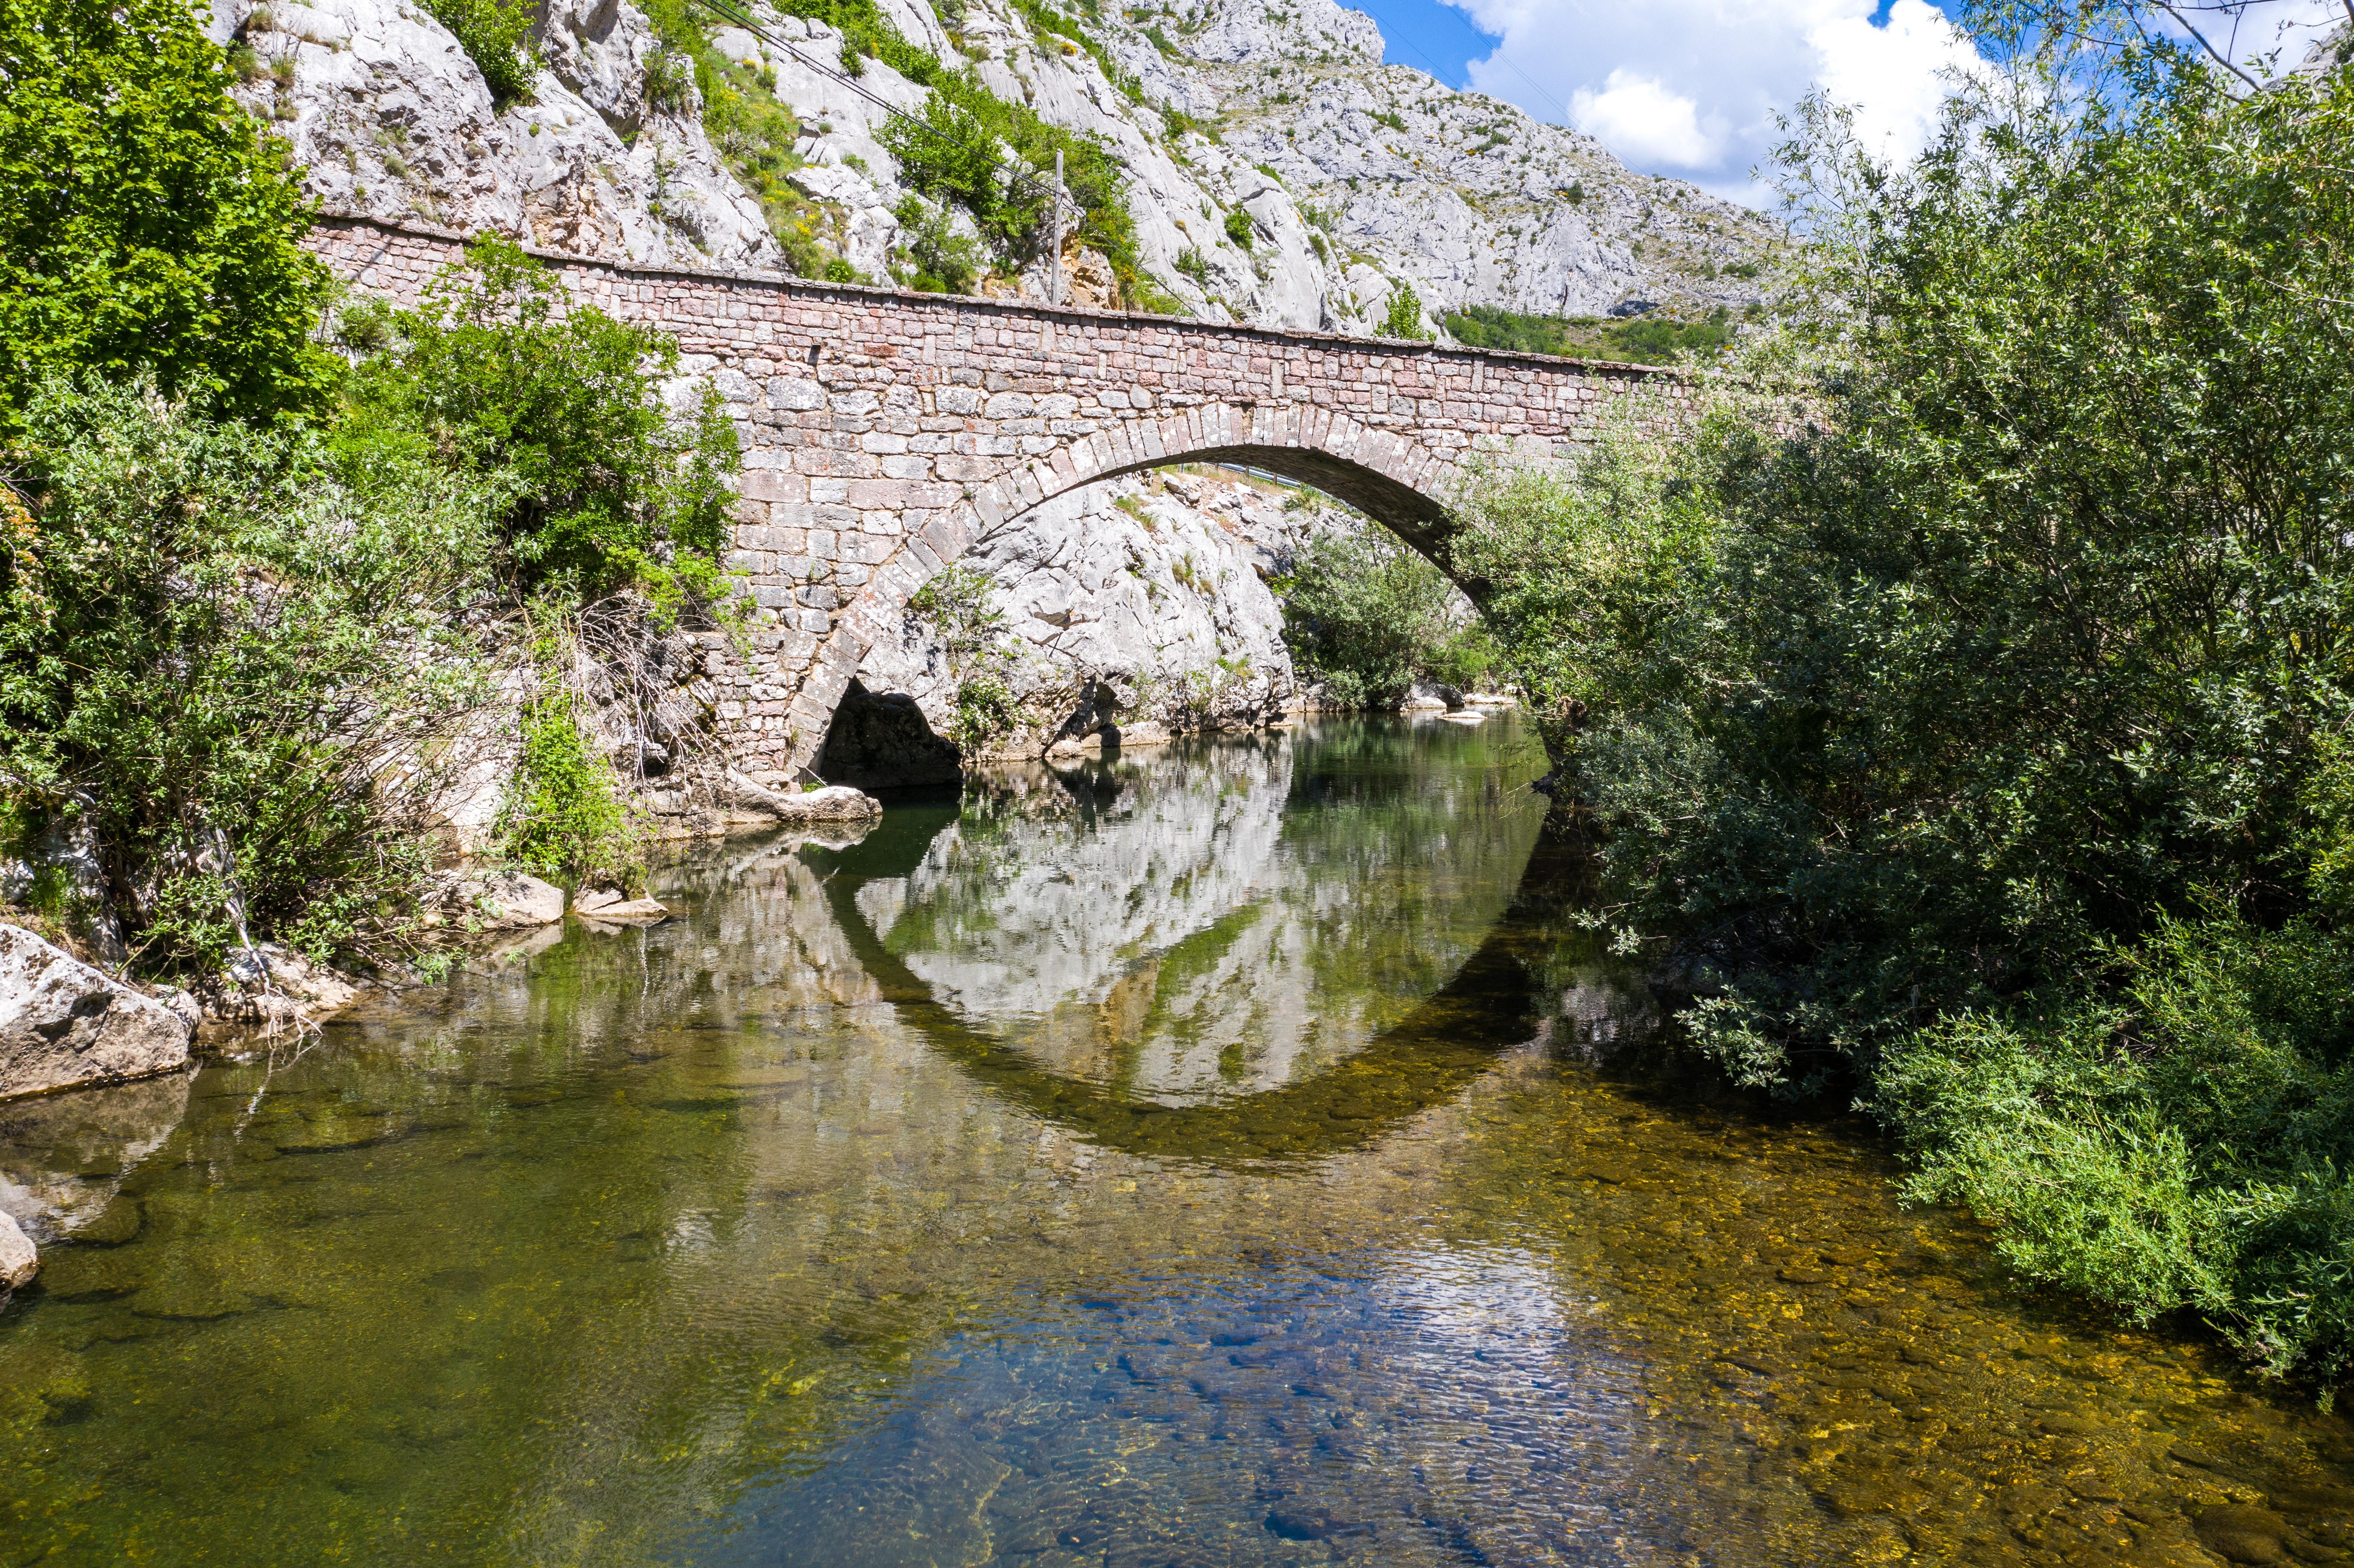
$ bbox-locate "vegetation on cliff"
[1458,29,2354,1381]
[1277,526,1491,709]
[1443,302,1737,364]
[637,0,1161,304]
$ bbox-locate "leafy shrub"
[880,71,1148,301]
[1379,280,1428,341]
[892,196,985,293]
[420,0,538,104]
[1877,905,2354,1381]
[0,0,336,433]
[1454,49,2354,1379]
[0,380,493,976]
[497,652,639,887]
[909,565,1017,752]
[1278,527,1483,708]
[1444,302,1734,363]
[335,238,739,609]
[643,45,696,115]
[1223,208,1254,250]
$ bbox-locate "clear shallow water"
[3,716,2353,1566]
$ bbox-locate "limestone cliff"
[851,467,1333,761]
[234,0,1777,330]
[216,0,781,267]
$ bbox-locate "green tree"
[1379,280,1429,340]
[0,380,493,975]
[420,0,538,105]
[0,0,336,430]
[1458,40,2354,1379]
[335,237,740,608]
[1280,527,1487,708]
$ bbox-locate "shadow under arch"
[804,817,1582,1168]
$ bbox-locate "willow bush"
[1458,43,2354,1381]
[1278,527,1490,709]
[0,380,495,975]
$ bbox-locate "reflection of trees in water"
[857,719,1549,1103]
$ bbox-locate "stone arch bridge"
[308,214,1687,778]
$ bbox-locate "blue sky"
[1349,0,1504,90]
[1337,0,2337,203]
[1349,0,1951,92]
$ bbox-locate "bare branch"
[2153,0,2264,87]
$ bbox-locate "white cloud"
[1568,69,1723,168]
[1449,0,2347,203]
[1455,0,1974,202]
[1809,1,1981,162]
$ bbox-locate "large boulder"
[0,1209,35,1291]
[721,772,884,825]
[0,925,192,1101]
[208,943,365,1030]
[448,869,567,929]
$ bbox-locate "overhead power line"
[1414,0,1574,126]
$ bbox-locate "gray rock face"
[260,0,1776,321]
[855,470,1323,758]
[0,926,193,1102]
[223,0,779,268]
[463,870,567,928]
[0,1209,34,1291]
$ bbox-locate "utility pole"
[1049,149,1065,307]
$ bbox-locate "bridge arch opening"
[805,403,1491,782]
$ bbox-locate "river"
[1,715,2349,1565]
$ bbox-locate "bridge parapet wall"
[305,214,1687,774]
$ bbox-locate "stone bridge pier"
[306,214,1689,778]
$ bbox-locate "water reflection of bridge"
[0,721,1685,1567]
[808,732,1576,1162]
[0,722,1574,1243]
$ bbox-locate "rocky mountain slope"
[219,0,1779,328]
[848,466,1331,761]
